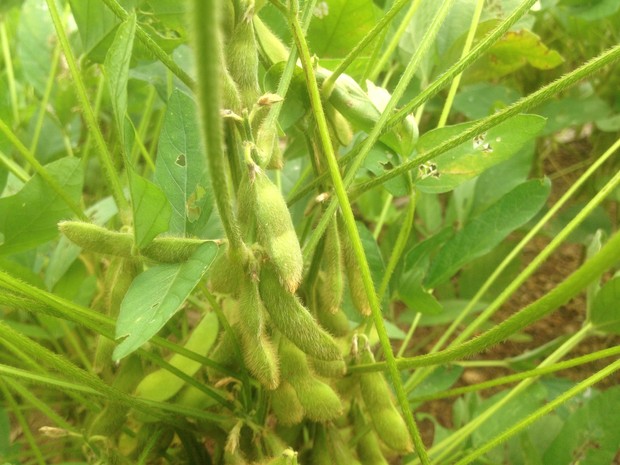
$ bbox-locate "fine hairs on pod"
[316,218,344,315]
[338,215,371,316]
[356,339,413,454]
[237,277,280,389]
[279,337,343,422]
[249,163,303,293]
[270,380,305,426]
[259,265,342,361]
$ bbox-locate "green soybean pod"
[352,405,389,465]
[270,380,305,426]
[226,7,260,109]
[314,287,350,337]
[252,166,303,293]
[317,219,344,314]
[134,312,219,402]
[308,357,346,379]
[209,248,245,297]
[338,217,371,317]
[238,279,280,389]
[310,425,332,465]
[358,346,413,454]
[59,221,133,257]
[326,424,363,465]
[259,266,341,361]
[280,338,343,422]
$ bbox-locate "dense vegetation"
[0,0,619,464]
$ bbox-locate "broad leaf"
[113,241,219,360]
[68,0,124,61]
[425,178,551,288]
[104,12,136,147]
[129,174,171,249]
[0,157,83,256]
[543,387,620,465]
[590,276,620,335]
[155,90,212,237]
[307,0,379,58]
[416,114,546,194]
[17,0,55,95]
[453,83,522,120]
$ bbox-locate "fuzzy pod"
[270,380,305,426]
[280,338,343,422]
[310,425,332,465]
[255,125,278,169]
[59,221,133,257]
[315,303,350,337]
[352,405,389,465]
[134,312,219,402]
[237,279,280,389]
[259,266,341,361]
[338,218,371,316]
[93,258,140,374]
[209,248,245,297]
[251,166,303,292]
[357,347,413,454]
[226,13,260,109]
[141,236,213,263]
[207,327,239,383]
[325,103,353,147]
[317,219,344,314]
[309,357,346,379]
[326,424,363,465]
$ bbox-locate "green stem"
[0,149,29,181]
[355,43,620,194]
[99,0,195,88]
[302,0,456,264]
[436,0,484,128]
[453,351,620,465]
[30,22,63,153]
[410,344,620,403]
[189,0,243,252]
[0,20,19,125]
[366,0,423,82]
[0,380,45,465]
[321,0,413,93]
[349,228,620,373]
[388,0,538,130]
[289,11,430,464]
[46,0,130,219]
[0,119,87,220]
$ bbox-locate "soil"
[410,144,620,459]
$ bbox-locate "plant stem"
[436,0,484,128]
[189,0,243,252]
[0,119,87,220]
[453,349,620,465]
[289,10,430,464]
[0,20,19,125]
[46,0,130,220]
[99,0,194,88]
[410,344,620,403]
[349,227,620,373]
[355,43,620,194]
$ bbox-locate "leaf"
[397,285,443,315]
[155,89,212,237]
[0,157,83,256]
[590,276,620,335]
[145,0,189,30]
[17,0,55,95]
[425,178,551,288]
[453,83,522,120]
[104,12,136,147]
[543,387,620,465]
[465,28,564,81]
[113,241,219,360]
[307,0,379,58]
[558,0,620,21]
[129,174,171,249]
[534,96,610,136]
[357,221,385,300]
[68,0,122,61]
[416,114,546,194]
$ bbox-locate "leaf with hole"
[113,241,219,360]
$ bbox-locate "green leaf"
[465,27,564,81]
[543,387,620,465]
[425,178,551,288]
[17,0,55,95]
[416,114,546,194]
[558,0,620,21]
[590,276,620,335]
[307,0,379,58]
[453,83,522,120]
[534,96,610,135]
[104,12,136,147]
[397,285,443,315]
[68,0,123,61]
[129,174,171,249]
[357,221,385,299]
[0,406,10,455]
[145,0,188,30]
[155,89,212,237]
[113,241,219,360]
[0,157,83,256]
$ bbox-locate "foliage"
[0,0,619,464]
